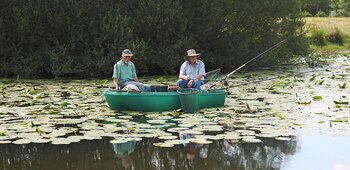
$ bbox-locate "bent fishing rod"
[210,39,288,89]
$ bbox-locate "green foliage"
[300,11,313,17]
[309,30,326,46]
[272,112,286,120]
[326,29,345,45]
[313,95,323,101]
[339,82,347,89]
[0,0,308,77]
[315,11,327,17]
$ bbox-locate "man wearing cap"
[176,49,206,90]
[112,49,150,92]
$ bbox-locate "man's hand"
[181,76,188,80]
[187,80,193,88]
[195,75,203,80]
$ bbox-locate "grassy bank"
[304,17,350,52]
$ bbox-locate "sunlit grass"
[304,17,350,52]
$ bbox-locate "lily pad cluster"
[1,56,350,147]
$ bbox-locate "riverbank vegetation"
[304,17,350,52]
[0,0,307,78]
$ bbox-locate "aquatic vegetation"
[272,112,286,120]
[339,82,347,89]
[313,96,323,101]
[334,100,349,105]
[0,57,349,148]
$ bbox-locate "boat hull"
[103,89,225,112]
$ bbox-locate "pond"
[0,56,349,170]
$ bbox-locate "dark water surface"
[1,131,349,170]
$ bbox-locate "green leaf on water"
[36,127,41,134]
[170,110,182,118]
[61,102,70,107]
[297,101,311,105]
[334,100,349,105]
[98,79,109,85]
[272,112,285,120]
[330,74,336,79]
[316,80,324,85]
[0,132,5,136]
[292,123,303,126]
[48,109,59,115]
[330,119,348,123]
[346,68,350,73]
[313,96,323,101]
[318,121,325,123]
[27,121,34,127]
[309,74,316,81]
[339,82,347,89]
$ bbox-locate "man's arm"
[133,77,139,82]
[113,78,119,90]
[195,62,206,80]
[179,63,188,80]
[112,64,119,90]
[132,63,139,82]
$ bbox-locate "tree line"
[298,0,350,16]
[0,0,307,78]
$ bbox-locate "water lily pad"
[0,141,12,144]
[147,119,167,124]
[32,139,51,144]
[181,130,203,135]
[242,138,262,143]
[110,139,128,144]
[153,142,174,148]
[187,138,212,144]
[164,139,189,145]
[158,135,178,140]
[12,139,31,144]
[275,137,291,141]
[167,127,189,133]
[51,138,71,145]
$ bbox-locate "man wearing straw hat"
[176,49,206,90]
[112,49,150,92]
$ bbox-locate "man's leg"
[176,79,188,89]
[125,81,150,92]
[192,80,204,90]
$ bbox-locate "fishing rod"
[209,39,288,89]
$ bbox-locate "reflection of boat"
[113,141,136,157]
[113,141,136,169]
[103,88,225,112]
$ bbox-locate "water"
[0,131,349,170]
[1,56,350,170]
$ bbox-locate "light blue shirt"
[179,60,206,80]
[112,60,137,85]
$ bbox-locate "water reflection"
[179,133,208,162]
[0,137,298,170]
[112,141,136,169]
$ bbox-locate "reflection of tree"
[132,137,298,170]
[0,137,298,170]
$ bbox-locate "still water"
[1,130,349,170]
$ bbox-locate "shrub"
[326,29,345,45]
[309,30,326,46]
[315,11,327,17]
[300,11,313,17]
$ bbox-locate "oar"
[209,39,288,89]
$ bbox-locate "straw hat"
[187,49,200,57]
[121,49,133,57]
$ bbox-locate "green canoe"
[103,88,226,112]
